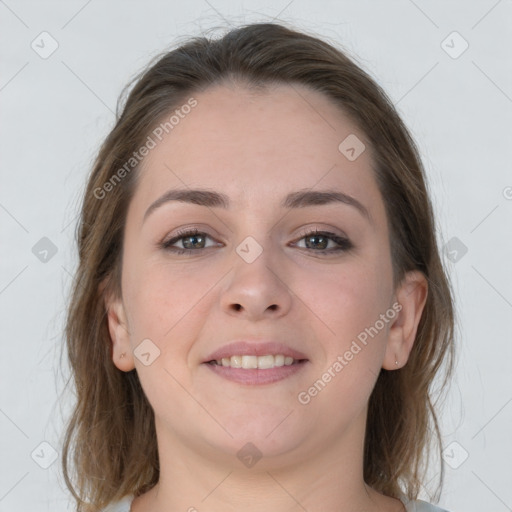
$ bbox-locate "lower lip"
[203,361,308,385]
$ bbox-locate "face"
[107,83,424,468]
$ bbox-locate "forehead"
[131,83,382,218]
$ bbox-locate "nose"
[220,241,293,321]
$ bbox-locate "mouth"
[203,358,309,385]
[202,341,309,385]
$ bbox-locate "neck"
[133,409,404,512]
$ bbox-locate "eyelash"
[160,228,354,256]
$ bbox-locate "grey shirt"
[101,494,451,511]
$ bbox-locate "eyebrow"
[143,188,371,223]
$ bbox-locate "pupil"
[306,235,327,249]
[183,235,204,249]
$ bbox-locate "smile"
[207,354,302,369]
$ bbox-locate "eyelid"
[294,225,349,241]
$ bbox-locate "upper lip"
[203,340,309,363]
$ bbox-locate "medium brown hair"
[61,21,455,511]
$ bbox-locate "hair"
[61,21,456,511]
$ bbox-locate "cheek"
[122,254,222,369]
[298,255,393,412]
[121,259,212,403]
[308,258,392,344]
[300,260,392,393]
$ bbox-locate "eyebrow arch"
[143,188,371,223]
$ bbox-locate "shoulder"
[404,498,452,512]
[100,495,134,512]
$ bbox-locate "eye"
[292,229,353,255]
[160,228,219,255]
[160,227,353,257]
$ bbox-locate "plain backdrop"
[1,1,511,511]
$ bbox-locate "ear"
[101,278,135,372]
[382,270,428,370]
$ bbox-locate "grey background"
[1,1,511,511]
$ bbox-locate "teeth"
[242,355,258,369]
[214,354,299,369]
[230,355,242,368]
[257,355,274,369]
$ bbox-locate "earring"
[395,357,399,366]
[120,353,126,359]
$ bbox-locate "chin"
[210,411,308,461]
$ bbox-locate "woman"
[62,22,455,512]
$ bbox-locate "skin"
[105,83,427,512]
